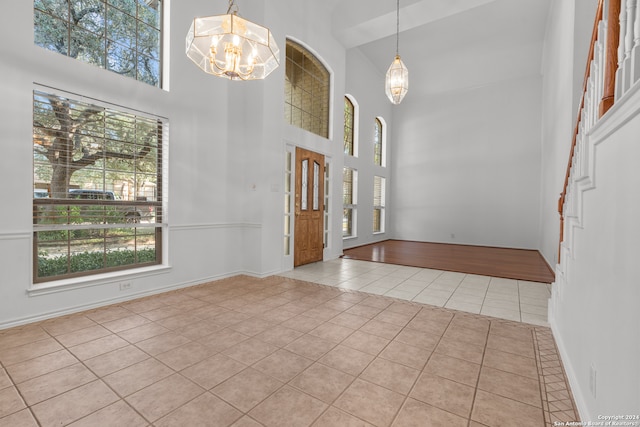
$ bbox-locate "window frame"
[342,167,357,239]
[344,96,357,156]
[373,117,386,167]
[33,0,164,88]
[373,175,386,234]
[32,89,167,284]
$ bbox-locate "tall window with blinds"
[34,0,163,87]
[32,90,165,283]
[373,176,386,233]
[343,167,357,238]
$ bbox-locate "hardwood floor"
[342,240,555,283]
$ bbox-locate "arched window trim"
[284,36,334,140]
[344,94,359,157]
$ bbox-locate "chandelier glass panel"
[186,0,280,81]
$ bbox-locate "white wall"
[543,0,640,419]
[343,48,394,249]
[389,76,543,249]
[0,0,347,328]
[550,87,640,419]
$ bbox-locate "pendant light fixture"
[185,0,280,81]
[385,0,409,104]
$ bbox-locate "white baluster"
[615,0,627,100]
[596,22,607,107]
[623,0,636,92]
[632,0,640,84]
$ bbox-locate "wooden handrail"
[558,0,611,262]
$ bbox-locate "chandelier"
[385,0,409,104]
[185,0,280,81]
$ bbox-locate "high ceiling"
[330,0,552,97]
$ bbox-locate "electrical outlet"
[119,282,132,291]
[589,363,597,398]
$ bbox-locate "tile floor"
[0,274,578,426]
[280,259,552,326]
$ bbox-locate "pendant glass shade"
[385,55,409,105]
[186,12,279,81]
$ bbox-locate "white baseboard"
[549,308,590,422]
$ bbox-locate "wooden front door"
[294,147,325,267]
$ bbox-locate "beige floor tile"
[42,316,96,337]
[253,349,314,382]
[359,319,403,340]
[486,334,535,358]
[393,328,440,351]
[67,400,147,427]
[6,350,78,384]
[230,415,264,427]
[31,380,118,427]
[434,338,484,364]
[85,306,133,324]
[101,314,151,334]
[84,345,149,377]
[318,345,374,376]
[280,315,325,333]
[0,408,38,427]
[478,366,542,408]
[290,362,354,403]
[482,347,538,379]
[393,398,468,427]
[181,353,247,390]
[345,304,384,319]
[379,341,431,370]
[308,322,354,343]
[126,374,204,422]
[0,338,63,367]
[17,363,96,405]
[222,338,278,365]
[0,327,50,351]
[68,335,129,361]
[254,325,304,348]
[445,301,482,314]
[135,332,192,356]
[360,357,419,394]
[172,320,222,340]
[480,306,521,322]
[334,379,405,427]
[423,353,481,387]
[103,358,174,397]
[55,325,112,348]
[443,325,488,348]
[284,334,336,360]
[411,294,448,307]
[139,306,183,322]
[0,387,25,418]
[410,373,475,418]
[249,386,327,427]
[328,313,370,330]
[471,389,545,427]
[229,318,276,337]
[116,322,171,344]
[521,313,549,326]
[156,341,215,371]
[0,370,10,391]
[198,328,250,353]
[212,368,283,412]
[155,392,242,427]
[312,406,374,426]
[341,330,390,356]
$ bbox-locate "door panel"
[294,147,324,267]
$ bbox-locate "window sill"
[28,265,172,297]
[373,231,385,235]
[343,236,358,240]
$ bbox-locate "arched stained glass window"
[284,39,330,138]
[344,97,354,155]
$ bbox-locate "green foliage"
[38,248,156,278]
